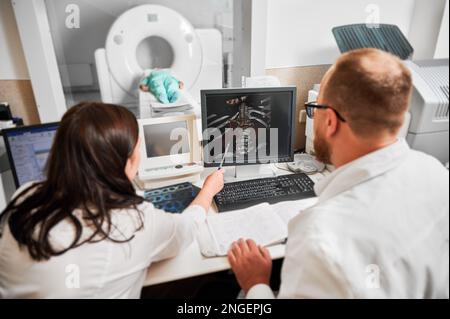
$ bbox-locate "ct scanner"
[95,5,223,115]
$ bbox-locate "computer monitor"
[201,87,297,167]
[2,123,59,188]
[137,114,203,183]
[143,120,191,158]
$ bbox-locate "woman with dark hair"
[0,102,224,298]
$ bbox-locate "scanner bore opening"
[136,36,175,70]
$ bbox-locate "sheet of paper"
[206,204,287,256]
[272,197,318,225]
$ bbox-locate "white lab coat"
[247,139,449,298]
[0,189,205,299]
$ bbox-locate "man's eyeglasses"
[304,102,347,122]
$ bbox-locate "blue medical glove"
[145,70,181,104]
[164,75,181,103]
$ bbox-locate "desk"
[144,165,328,286]
[0,146,327,285]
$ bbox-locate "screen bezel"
[137,115,196,173]
[1,122,59,189]
[200,87,297,168]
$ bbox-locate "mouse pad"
[143,182,201,214]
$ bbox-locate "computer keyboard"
[214,173,316,212]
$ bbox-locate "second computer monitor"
[2,123,58,188]
[201,87,296,167]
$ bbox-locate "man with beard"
[227,48,449,298]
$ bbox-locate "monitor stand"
[224,164,276,182]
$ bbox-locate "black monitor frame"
[201,87,297,168]
[2,122,59,189]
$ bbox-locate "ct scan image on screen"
[203,90,293,165]
[143,121,190,158]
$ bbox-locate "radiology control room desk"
[144,165,328,286]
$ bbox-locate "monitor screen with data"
[201,87,296,167]
[2,123,58,188]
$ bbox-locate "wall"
[0,0,29,79]
[408,0,448,59]
[266,64,330,150]
[264,0,446,69]
[0,0,40,124]
[435,0,449,58]
[263,0,449,150]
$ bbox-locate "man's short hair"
[323,48,413,137]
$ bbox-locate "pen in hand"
[218,143,231,170]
